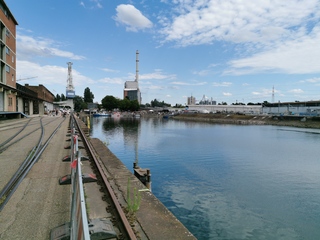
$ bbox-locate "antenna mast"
[66,62,75,98]
[135,50,139,82]
[272,86,274,103]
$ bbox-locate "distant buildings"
[187,96,196,105]
[123,50,141,104]
[188,95,216,106]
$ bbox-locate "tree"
[102,95,120,111]
[119,98,131,111]
[262,101,270,107]
[173,103,184,108]
[248,102,262,105]
[54,94,61,102]
[129,100,140,111]
[61,94,66,101]
[218,102,227,105]
[84,87,94,103]
[73,96,87,112]
[150,99,171,107]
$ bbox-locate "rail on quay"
[50,117,116,240]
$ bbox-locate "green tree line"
[55,87,177,112]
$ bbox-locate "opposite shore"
[171,113,320,129]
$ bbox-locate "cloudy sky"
[6,0,320,105]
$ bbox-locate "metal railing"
[51,118,90,240]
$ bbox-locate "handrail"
[51,116,90,240]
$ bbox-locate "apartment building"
[0,0,17,112]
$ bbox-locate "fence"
[51,116,117,240]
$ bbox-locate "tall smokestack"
[135,50,139,82]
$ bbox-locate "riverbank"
[172,113,320,129]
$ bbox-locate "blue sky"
[6,0,320,105]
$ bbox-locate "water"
[90,116,320,240]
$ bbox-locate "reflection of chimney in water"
[135,50,139,83]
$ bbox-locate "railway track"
[72,115,138,240]
[0,117,66,211]
[0,115,139,239]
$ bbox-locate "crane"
[16,76,38,81]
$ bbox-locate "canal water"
[90,116,320,240]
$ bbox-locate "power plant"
[123,50,141,104]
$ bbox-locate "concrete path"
[0,116,71,240]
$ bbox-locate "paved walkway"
[0,116,71,240]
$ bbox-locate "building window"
[12,55,14,63]
[12,74,14,81]
[8,97,12,106]
[6,47,9,55]
[5,65,10,72]
[6,29,10,37]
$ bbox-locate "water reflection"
[91,118,320,240]
[101,118,140,166]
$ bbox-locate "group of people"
[48,108,68,117]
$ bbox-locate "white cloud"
[223,92,232,96]
[226,27,320,75]
[251,88,274,98]
[17,34,85,60]
[91,0,103,9]
[16,60,93,89]
[114,4,153,32]
[171,81,207,86]
[213,82,232,87]
[160,0,320,46]
[193,69,211,76]
[300,77,320,83]
[288,89,304,93]
[144,85,165,90]
[158,0,320,75]
[80,0,103,9]
[140,69,176,80]
[98,77,124,84]
[101,68,119,73]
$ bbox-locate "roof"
[1,0,18,25]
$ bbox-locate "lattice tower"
[66,62,74,91]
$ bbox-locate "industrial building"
[262,101,320,116]
[17,83,55,115]
[187,100,320,116]
[123,50,141,104]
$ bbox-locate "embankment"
[173,113,320,129]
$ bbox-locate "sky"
[5,0,320,105]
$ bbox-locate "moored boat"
[93,112,111,117]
